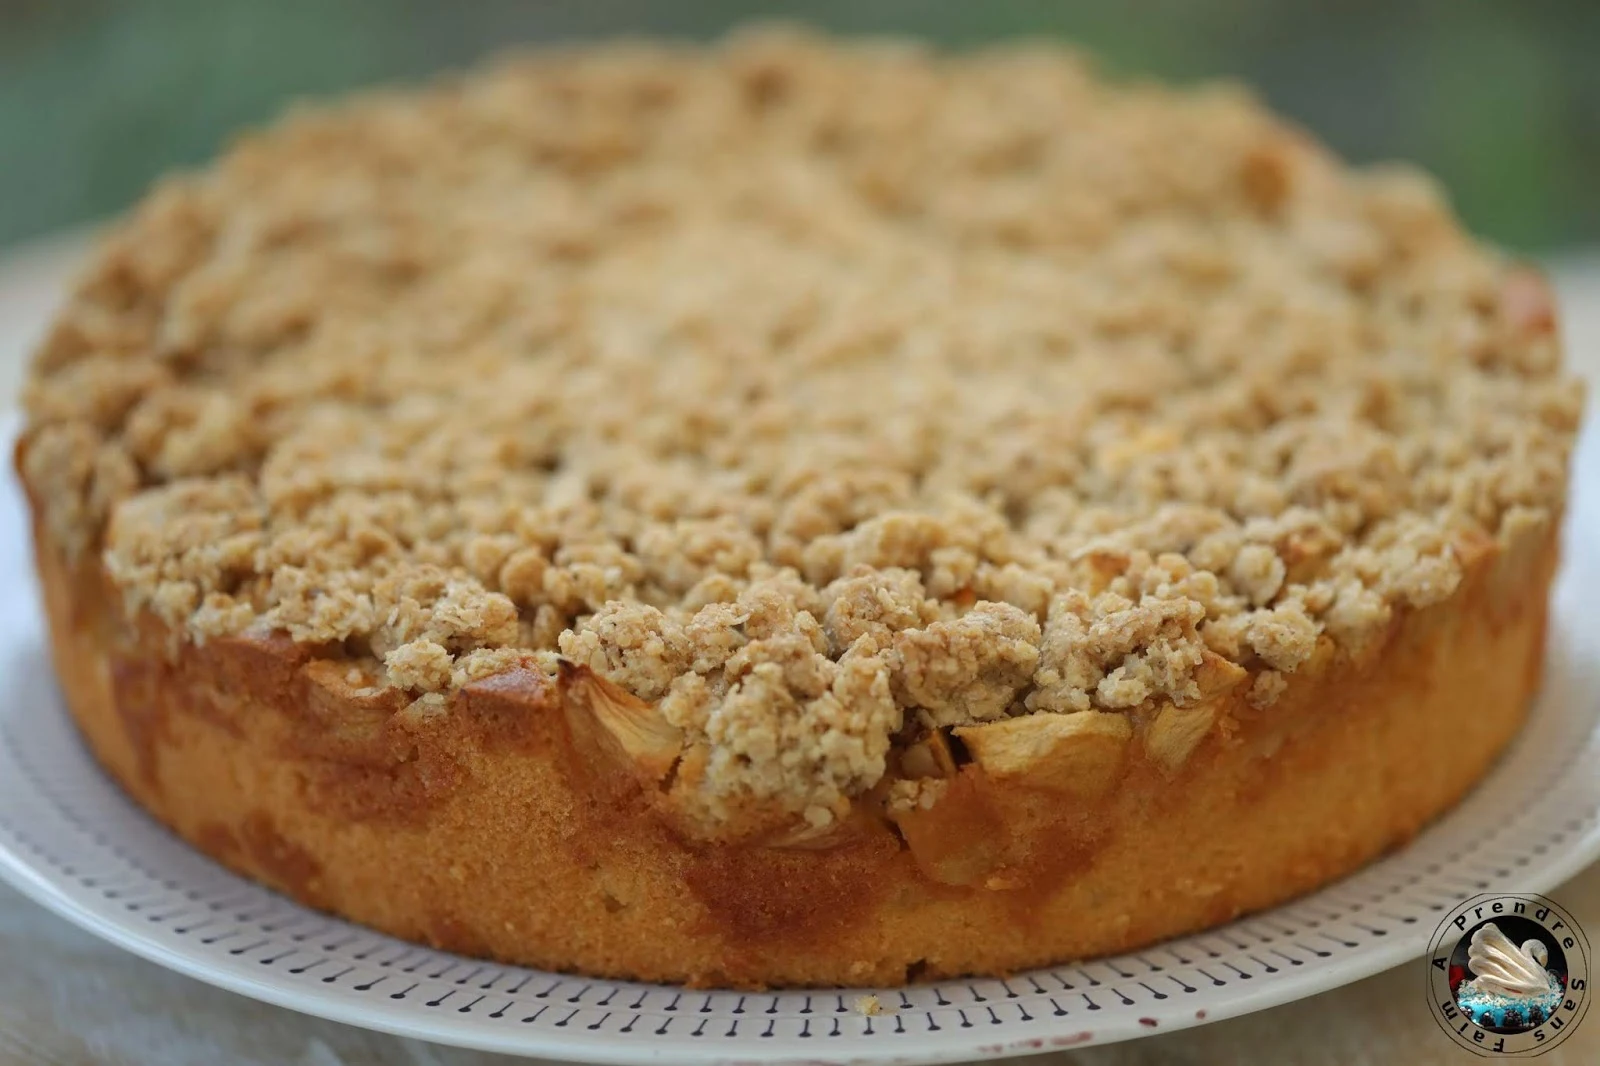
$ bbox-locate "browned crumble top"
[19,29,1580,826]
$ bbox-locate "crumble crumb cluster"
[19,29,1579,826]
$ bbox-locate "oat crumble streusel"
[19,29,1580,832]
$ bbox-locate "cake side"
[29,484,1557,987]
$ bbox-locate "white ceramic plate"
[1,411,1598,1065]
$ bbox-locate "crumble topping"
[20,29,1580,826]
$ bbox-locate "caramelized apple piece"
[1144,698,1221,775]
[888,770,1005,887]
[898,728,958,780]
[954,712,1131,800]
[558,660,682,785]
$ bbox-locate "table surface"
[1,232,1597,1066]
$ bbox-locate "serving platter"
[2,411,1598,1064]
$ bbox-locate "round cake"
[15,29,1581,988]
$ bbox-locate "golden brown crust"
[29,489,1557,986]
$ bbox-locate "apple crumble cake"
[15,29,1581,987]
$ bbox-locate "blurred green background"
[2,0,1597,253]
